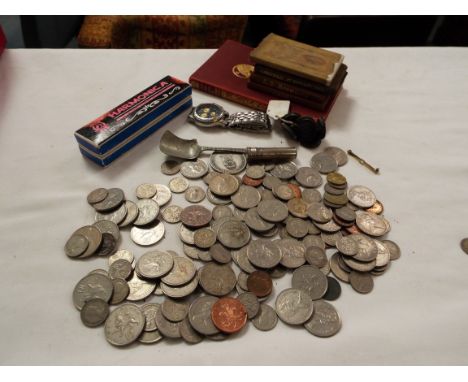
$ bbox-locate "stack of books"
[248,33,347,112]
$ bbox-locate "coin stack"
[68,146,401,346]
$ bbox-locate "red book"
[189,40,343,120]
[0,26,6,57]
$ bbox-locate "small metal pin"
[347,149,380,174]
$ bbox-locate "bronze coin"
[242,174,263,187]
[287,183,302,199]
[247,270,273,298]
[366,200,384,215]
[180,205,212,228]
[211,297,247,334]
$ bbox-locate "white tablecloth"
[0,47,467,365]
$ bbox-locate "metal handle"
[246,147,297,161]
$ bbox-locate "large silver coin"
[109,249,134,267]
[247,239,282,269]
[136,250,174,279]
[231,185,261,209]
[238,292,260,319]
[154,310,181,339]
[295,167,322,188]
[65,234,89,258]
[323,146,348,166]
[161,273,199,299]
[310,152,338,174]
[217,219,251,249]
[209,173,240,197]
[72,226,102,258]
[109,259,133,280]
[350,233,378,261]
[302,188,322,203]
[275,288,314,325]
[179,317,204,344]
[93,220,120,242]
[257,200,288,223]
[118,200,139,227]
[136,183,158,199]
[105,304,145,346]
[72,273,113,310]
[161,256,196,287]
[161,160,181,175]
[180,159,209,179]
[277,239,306,268]
[152,184,172,207]
[185,186,206,203]
[161,205,183,224]
[336,236,358,256]
[252,303,278,331]
[307,202,333,224]
[126,272,157,301]
[210,152,247,174]
[292,265,328,300]
[188,295,220,335]
[161,299,189,322]
[169,177,189,193]
[87,188,108,205]
[347,185,376,208]
[244,208,275,232]
[80,298,109,327]
[355,210,389,237]
[95,202,127,225]
[199,263,237,296]
[270,162,298,179]
[286,218,309,239]
[305,246,328,268]
[93,188,125,212]
[130,220,165,246]
[304,300,341,337]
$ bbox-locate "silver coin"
[183,244,200,260]
[303,234,326,250]
[109,259,133,280]
[185,186,206,203]
[335,206,356,222]
[257,200,288,223]
[162,299,189,322]
[160,274,199,299]
[237,292,260,319]
[347,185,376,208]
[310,152,338,174]
[237,271,249,290]
[95,202,127,225]
[262,174,283,190]
[161,160,181,175]
[252,303,278,331]
[323,146,348,166]
[302,188,322,204]
[203,171,218,185]
[93,220,120,242]
[260,188,276,201]
[232,206,247,220]
[179,317,204,344]
[336,236,358,256]
[198,249,214,263]
[295,167,322,188]
[321,231,343,247]
[152,184,172,206]
[126,272,157,301]
[136,183,158,199]
[247,239,282,269]
[382,239,401,260]
[180,159,209,179]
[349,271,374,293]
[307,202,333,224]
[275,288,314,325]
[342,255,376,272]
[118,200,139,227]
[292,265,328,300]
[356,210,389,237]
[350,234,378,261]
[72,273,113,310]
[270,162,298,179]
[169,177,189,193]
[161,256,196,287]
[304,300,341,337]
[209,243,232,264]
[232,246,258,274]
[199,263,237,296]
[373,240,392,267]
[212,205,233,220]
[72,226,103,258]
[93,188,125,212]
[141,303,161,331]
[256,224,279,238]
[330,252,350,283]
[209,173,240,197]
[88,268,109,277]
[231,185,261,209]
[178,224,196,245]
[105,304,145,346]
[277,238,306,268]
[246,165,265,179]
[138,330,164,344]
[161,205,183,224]
[65,234,89,258]
[110,278,130,305]
[136,250,174,279]
[189,295,220,335]
[286,218,309,239]
[210,152,247,174]
[194,228,217,249]
[315,219,342,234]
[273,183,295,201]
[130,220,165,246]
[305,246,328,268]
[244,208,275,232]
[206,188,232,205]
[87,188,108,205]
[217,219,251,249]
[109,249,134,267]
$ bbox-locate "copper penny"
[180,205,212,228]
[247,270,273,298]
[211,297,247,334]
[287,183,302,199]
[242,174,263,187]
[366,200,384,215]
[345,224,362,235]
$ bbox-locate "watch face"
[193,103,225,123]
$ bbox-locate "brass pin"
[347,150,380,174]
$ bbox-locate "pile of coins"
[68,147,401,346]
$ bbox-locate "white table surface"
[0,47,468,366]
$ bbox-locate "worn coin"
[292,265,328,300]
[211,297,247,334]
[252,303,278,331]
[342,255,376,272]
[304,300,341,337]
[323,277,341,301]
[118,200,139,227]
[203,171,218,185]
[209,243,232,264]
[199,263,236,296]
[93,188,125,212]
[110,278,130,305]
[244,208,275,232]
[152,184,172,206]
[243,174,263,187]
[161,205,183,224]
[72,226,102,258]
[366,200,384,215]
[181,159,209,179]
[109,259,133,280]
[179,317,204,344]
[136,183,158,199]
[302,188,322,204]
[87,188,108,205]
[161,160,181,175]
[130,220,165,246]
[303,235,326,250]
[185,186,206,203]
[231,185,261,209]
[80,298,109,327]
[161,256,196,287]
[320,231,343,247]
[237,292,260,319]
[169,177,189,193]
[141,303,160,331]
[323,146,348,166]
[324,183,346,196]
[288,183,302,198]
[374,240,391,267]
[104,304,145,346]
[136,250,174,279]
[73,273,113,310]
[270,162,298,179]
[206,188,231,205]
[65,234,89,258]
[154,307,181,338]
[237,271,249,291]
[188,295,220,335]
[178,224,196,245]
[95,202,128,225]
[275,288,314,325]
[138,330,164,344]
[262,174,282,190]
[286,198,309,219]
[330,252,350,283]
[286,218,309,239]
[257,200,288,223]
[245,165,265,180]
[161,274,199,299]
[180,205,212,228]
[307,202,333,224]
[273,183,295,201]
[277,239,306,269]
[87,268,108,276]
[356,211,389,237]
[310,152,338,174]
[349,271,374,294]
[336,236,358,256]
[350,234,378,261]
[382,239,401,260]
[335,206,356,223]
[212,205,233,220]
[247,239,282,269]
[217,219,251,249]
[232,246,258,274]
[232,206,247,220]
[210,152,247,174]
[194,228,217,249]
[93,220,120,242]
[247,270,273,298]
[109,249,134,267]
[133,199,159,226]
[295,167,322,188]
[347,185,376,208]
[183,244,201,260]
[326,172,347,186]
[305,246,328,268]
[126,272,157,301]
[162,299,189,322]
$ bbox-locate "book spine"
[190,79,268,111]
